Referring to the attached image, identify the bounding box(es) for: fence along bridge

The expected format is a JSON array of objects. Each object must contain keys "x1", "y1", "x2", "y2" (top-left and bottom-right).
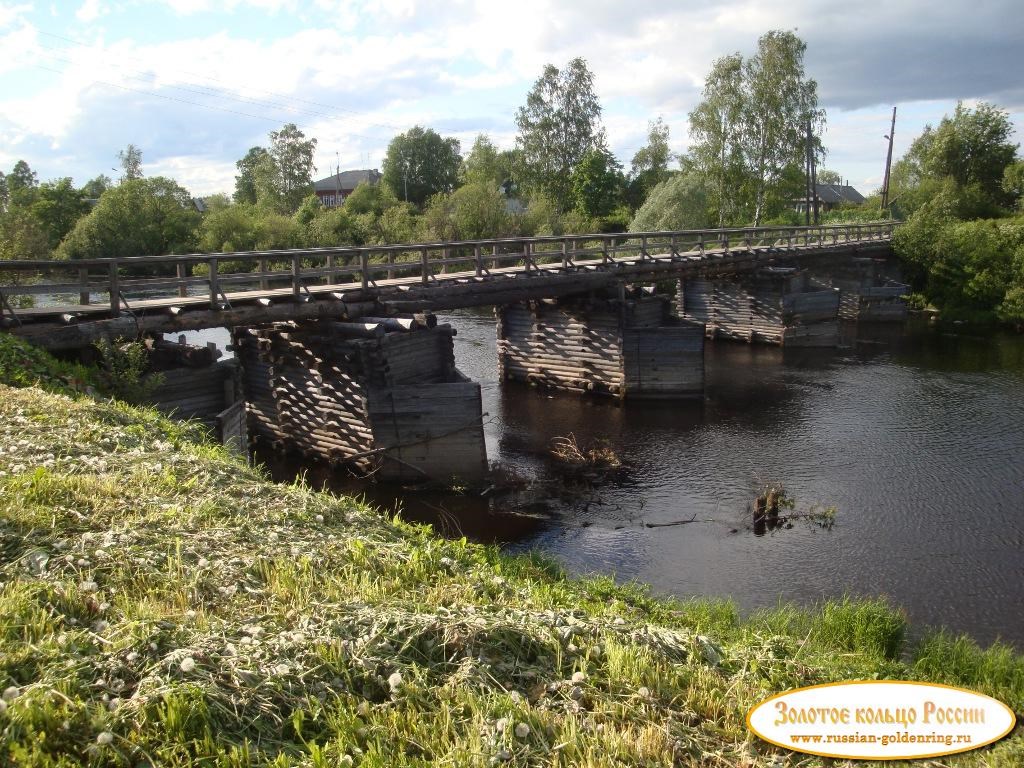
[{"x1": 0, "y1": 222, "x2": 895, "y2": 351}]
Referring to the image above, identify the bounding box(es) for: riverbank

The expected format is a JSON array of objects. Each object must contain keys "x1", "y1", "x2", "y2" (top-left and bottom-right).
[{"x1": 0, "y1": 335, "x2": 1021, "y2": 766}]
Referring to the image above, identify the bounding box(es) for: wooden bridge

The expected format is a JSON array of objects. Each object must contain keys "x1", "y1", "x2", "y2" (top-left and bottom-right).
[{"x1": 0, "y1": 222, "x2": 895, "y2": 351}]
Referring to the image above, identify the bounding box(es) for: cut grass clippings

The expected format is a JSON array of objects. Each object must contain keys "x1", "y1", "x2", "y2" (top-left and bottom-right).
[{"x1": 0, "y1": 334, "x2": 1021, "y2": 766}]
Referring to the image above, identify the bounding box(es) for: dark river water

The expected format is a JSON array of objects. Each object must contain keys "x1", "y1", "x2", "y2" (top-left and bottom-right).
[{"x1": 219, "y1": 310, "x2": 1024, "y2": 649}]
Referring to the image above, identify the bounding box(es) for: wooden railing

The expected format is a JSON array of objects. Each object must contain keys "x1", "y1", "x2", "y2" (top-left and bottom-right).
[{"x1": 0, "y1": 222, "x2": 896, "y2": 321}]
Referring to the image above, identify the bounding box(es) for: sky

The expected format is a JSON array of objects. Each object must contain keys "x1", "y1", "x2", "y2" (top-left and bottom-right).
[{"x1": 1, "y1": 0, "x2": 1021, "y2": 198}]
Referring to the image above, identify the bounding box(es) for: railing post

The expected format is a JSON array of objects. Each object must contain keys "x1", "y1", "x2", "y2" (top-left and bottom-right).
[
  {"x1": 259, "y1": 257, "x2": 269, "y2": 290},
  {"x1": 561, "y1": 239, "x2": 568, "y2": 269},
  {"x1": 291, "y1": 254, "x2": 301, "y2": 300},
  {"x1": 641, "y1": 235, "x2": 648, "y2": 260},
  {"x1": 79, "y1": 267, "x2": 90, "y2": 305},
  {"x1": 420, "y1": 248, "x2": 429, "y2": 284},
  {"x1": 108, "y1": 262, "x2": 119, "y2": 317},
  {"x1": 176, "y1": 262, "x2": 187, "y2": 298},
  {"x1": 387, "y1": 250, "x2": 395, "y2": 280},
  {"x1": 325, "y1": 254, "x2": 335, "y2": 286},
  {"x1": 670, "y1": 233, "x2": 678, "y2": 258},
  {"x1": 602, "y1": 237, "x2": 610, "y2": 264},
  {"x1": 474, "y1": 244, "x2": 482, "y2": 277},
  {"x1": 491, "y1": 245, "x2": 499, "y2": 271},
  {"x1": 698, "y1": 232, "x2": 704, "y2": 256},
  {"x1": 523, "y1": 242, "x2": 532, "y2": 273},
  {"x1": 360, "y1": 251, "x2": 369, "y2": 290},
  {"x1": 209, "y1": 258, "x2": 219, "y2": 309}
]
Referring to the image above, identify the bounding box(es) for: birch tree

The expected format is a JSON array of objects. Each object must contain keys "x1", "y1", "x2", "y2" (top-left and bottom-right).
[
  {"x1": 741, "y1": 31, "x2": 823, "y2": 225},
  {"x1": 688, "y1": 53, "x2": 745, "y2": 227},
  {"x1": 689, "y1": 31, "x2": 823, "y2": 226},
  {"x1": 516, "y1": 58, "x2": 605, "y2": 210}
]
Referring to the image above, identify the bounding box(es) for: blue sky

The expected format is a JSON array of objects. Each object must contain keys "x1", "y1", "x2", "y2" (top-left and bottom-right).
[{"x1": 1, "y1": 0, "x2": 1021, "y2": 197}]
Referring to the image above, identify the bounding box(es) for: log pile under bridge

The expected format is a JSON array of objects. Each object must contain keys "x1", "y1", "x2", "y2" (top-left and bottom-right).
[{"x1": 232, "y1": 316, "x2": 487, "y2": 483}]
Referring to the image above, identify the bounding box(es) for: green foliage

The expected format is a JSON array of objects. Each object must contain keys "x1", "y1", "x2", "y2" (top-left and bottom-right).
[
  {"x1": 1003, "y1": 160, "x2": 1024, "y2": 211},
  {"x1": 570, "y1": 147, "x2": 624, "y2": 218},
  {"x1": 626, "y1": 118, "x2": 674, "y2": 209},
  {"x1": 816, "y1": 168, "x2": 842, "y2": 184},
  {"x1": 58, "y1": 177, "x2": 200, "y2": 260},
  {"x1": 515, "y1": 58, "x2": 604, "y2": 210},
  {"x1": 29, "y1": 178, "x2": 90, "y2": 249},
  {"x1": 894, "y1": 201, "x2": 1024, "y2": 322},
  {"x1": 628, "y1": 174, "x2": 709, "y2": 232},
  {"x1": 6, "y1": 160, "x2": 38, "y2": 205},
  {"x1": 234, "y1": 146, "x2": 271, "y2": 205},
  {"x1": 270, "y1": 123, "x2": 318, "y2": 213},
  {"x1": 0, "y1": 334, "x2": 95, "y2": 394},
  {"x1": 421, "y1": 183, "x2": 510, "y2": 242},
  {"x1": 521, "y1": 193, "x2": 595, "y2": 236},
  {"x1": 343, "y1": 180, "x2": 399, "y2": 217},
  {"x1": 93, "y1": 338, "x2": 162, "y2": 403},
  {"x1": 199, "y1": 202, "x2": 300, "y2": 252},
  {"x1": 80, "y1": 174, "x2": 112, "y2": 200},
  {"x1": 302, "y1": 205, "x2": 362, "y2": 247},
  {"x1": 0, "y1": 205, "x2": 50, "y2": 261},
  {"x1": 821, "y1": 202, "x2": 889, "y2": 224},
  {"x1": 462, "y1": 134, "x2": 516, "y2": 193},
  {"x1": 891, "y1": 102, "x2": 1019, "y2": 218},
  {"x1": 372, "y1": 203, "x2": 419, "y2": 245},
  {"x1": 382, "y1": 126, "x2": 461, "y2": 208},
  {"x1": 117, "y1": 143, "x2": 144, "y2": 181}
]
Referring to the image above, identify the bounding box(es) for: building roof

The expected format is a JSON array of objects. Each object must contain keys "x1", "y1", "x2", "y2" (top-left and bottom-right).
[
  {"x1": 811, "y1": 183, "x2": 865, "y2": 205},
  {"x1": 313, "y1": 169, "x2": 381, "y2": 193}
]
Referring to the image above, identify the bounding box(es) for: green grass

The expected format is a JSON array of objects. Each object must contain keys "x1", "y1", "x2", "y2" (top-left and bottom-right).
[{"x1": 0, "y1": 335, "x2": 1021, "y2": 766}]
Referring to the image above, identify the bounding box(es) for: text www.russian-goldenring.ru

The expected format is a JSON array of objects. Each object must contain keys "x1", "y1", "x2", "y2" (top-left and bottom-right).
[{"x1": 790, "y1": 732, "x2": 973, "y2": 747}]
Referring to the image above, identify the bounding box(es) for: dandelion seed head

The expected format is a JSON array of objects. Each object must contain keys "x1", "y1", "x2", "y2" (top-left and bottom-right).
[
  {"x1": 96, "y1": 731, "x2": 114, "y2": 746},
  {"x1": 495, "y1": 717, "x2": 508, "y2": 733},
  {"x1": 314, "y1": 514, "x2": 324, "y2": 523},
  {"x1": 387, "y1": 672, "x2": 403, "y2": 691},
  {"x1": 79, "y1": 580, "x2": 98, "y2": 593},
  {"x1": 638, "y1": 686, "x2": 651, "y2": 698},
  {"x1": 2, "y1": 686, "x2": 20, "y2": 702},
  {"x1": 571, "y1": 671, "x2": 587, "y2": 683},
  {"x1": 197, "y1": 558, "x2": 210, "y2": 568},
  {"x1": 180, "y1": 657, "x2": 197, "y2": 673},
  {"x1": 514, "y1": 722, "x2": 530, "y2": 739}
]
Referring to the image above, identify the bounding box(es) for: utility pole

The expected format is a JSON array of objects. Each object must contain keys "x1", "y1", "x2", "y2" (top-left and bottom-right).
[
  {"x1": 810, "y1": 128, "x2": 819, "y2": 225},
  {"x1": 804, "y1": 120, "x2": 813, "y2": 226},
  {"x1": 881, "y1": 107, "x2": 897, "y2": 214},
  {"x1": 334, "y1": 152, "x2": 340, "y2": 207}
]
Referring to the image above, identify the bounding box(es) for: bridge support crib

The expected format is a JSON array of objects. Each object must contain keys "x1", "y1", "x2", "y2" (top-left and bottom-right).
[
  {"x1": 497, "y1": 291, "x2": 706, "y2": 399},
  {"x1": 233, "y1": 317, "x2": 487, "y2": 484}
]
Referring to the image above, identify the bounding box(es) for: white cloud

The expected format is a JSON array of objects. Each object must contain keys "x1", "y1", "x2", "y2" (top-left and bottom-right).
[{"x1": 75, "y1": 0, "x2": 106, "y2": 23}]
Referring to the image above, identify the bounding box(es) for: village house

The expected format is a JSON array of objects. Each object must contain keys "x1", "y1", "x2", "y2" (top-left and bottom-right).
[
  {"x1": 313, "y1": 169, "x2": 382, "y2": 207},
  {"x1": 794, "y1": 183, "x2": 866, "y2": 215}
]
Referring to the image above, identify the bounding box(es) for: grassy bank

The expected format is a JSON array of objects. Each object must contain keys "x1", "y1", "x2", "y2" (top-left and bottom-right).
[{"x1": 0, "y1": 336, "x2": 1021, "y2": 766}]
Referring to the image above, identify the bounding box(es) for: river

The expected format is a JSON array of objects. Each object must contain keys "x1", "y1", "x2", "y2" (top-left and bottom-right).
[{"x1": 199, "y1": 311, "x2": 1024, "y2": 649}]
